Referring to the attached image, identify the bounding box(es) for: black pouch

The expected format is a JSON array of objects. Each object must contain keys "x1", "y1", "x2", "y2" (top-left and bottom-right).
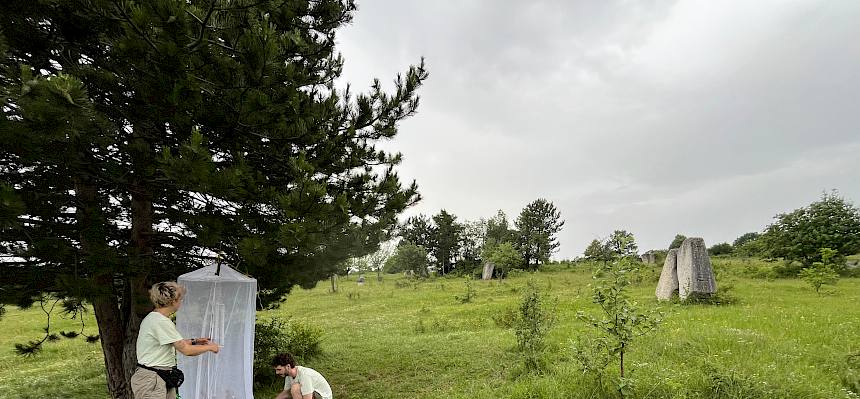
[{"x1": 139, "y1": 364, "x2": 185, "y2": 389}]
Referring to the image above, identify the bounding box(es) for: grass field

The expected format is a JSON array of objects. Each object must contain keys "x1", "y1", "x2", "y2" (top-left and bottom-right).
[{"x1": 1, "y1": 258, "x2": 859, "y2": 398}]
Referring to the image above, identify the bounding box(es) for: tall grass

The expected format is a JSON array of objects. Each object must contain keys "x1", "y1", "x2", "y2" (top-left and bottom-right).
[{"x1": 1, "y1": 258, "x2": 859, "y2": 398}]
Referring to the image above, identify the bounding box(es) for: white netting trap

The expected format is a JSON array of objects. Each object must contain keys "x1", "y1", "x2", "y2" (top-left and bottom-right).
[{"x1": 177, "y1": 263, "x2": 257, "y2": 399}]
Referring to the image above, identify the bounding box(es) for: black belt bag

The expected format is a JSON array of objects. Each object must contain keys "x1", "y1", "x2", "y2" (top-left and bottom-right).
[{"x1": 138, "y1": 364, "x2": 184, "y2": 389}]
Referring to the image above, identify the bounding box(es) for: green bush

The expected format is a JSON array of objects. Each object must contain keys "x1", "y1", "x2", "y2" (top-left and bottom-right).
[
  {"x1": 491, "y1": 306, "x2": 517, "y2": 329},
  {"x1": 842, "y1": 353, "x2": 860, "y2": 394},
  {"x1": 773, "y1": 260, "x2": 806, "y2": 277},
  {"x1": 454, "y1": 276, "x2": 476, "y2": 303},
  {"x1": 253, "y1": 317, "x2": 323, "y2": 387},
  {"x1": 575, "y1": 240, "x2": 662, "y2": 396},
  {"x1": 513, "y1": 280, "x2": 556, "y2": 371}
]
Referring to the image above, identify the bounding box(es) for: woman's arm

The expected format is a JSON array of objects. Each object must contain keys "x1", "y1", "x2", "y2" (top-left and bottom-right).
[{"x1": 173, "y1": 339, "x2": 219, "y2": 356}]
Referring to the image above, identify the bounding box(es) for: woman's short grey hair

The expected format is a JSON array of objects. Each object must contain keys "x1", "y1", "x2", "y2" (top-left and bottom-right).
[{"x1": 149, "y1": 282, "x2": 186, "y2": 308}]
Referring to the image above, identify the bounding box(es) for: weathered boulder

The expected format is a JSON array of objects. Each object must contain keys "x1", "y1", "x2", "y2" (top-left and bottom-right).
[
  {"x1": 481, "y1": 262, "x2": 495, "y2": 280},
  {"x1": 655, "y1": 249, "x2": 679, "y2": 301},
  {"x1": 640, "y1": 252, "x2": 657, "y2": 264},
  {"x1": 676, "y1": 237, "x2": 717, "y2": 299}
]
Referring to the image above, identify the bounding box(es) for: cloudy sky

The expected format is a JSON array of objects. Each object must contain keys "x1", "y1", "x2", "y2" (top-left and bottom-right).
[{"x1": 334, "y1": 0, "x2": 860, "y2": 259}]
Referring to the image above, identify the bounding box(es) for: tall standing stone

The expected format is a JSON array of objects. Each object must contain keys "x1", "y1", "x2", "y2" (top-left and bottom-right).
[
  {"x1": 655, "y1": 249, "x2": 679, "y2": 300},
  {"x1": 640, "y1": 252, "x2": 656, "y2": 264},
  {"x1": 481, "y1": 262, "x2": 495, "y2": 280},
  {"x1": 676, "y1": 237, "x2": 717, "y2": 299}
]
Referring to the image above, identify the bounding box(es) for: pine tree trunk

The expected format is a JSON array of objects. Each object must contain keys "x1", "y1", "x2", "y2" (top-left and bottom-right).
[
  {"x1": 93, "y1": 288, "x2": 132, "y2": 399},
  {"x1": 107, "y1": 131, "x2": 156, "y2": 398},
  {"x1": 123, "y1": 276, "x2": 149, "y2": 385},
  {"x1": 76, "y1": 177, "x2": 134, "y2": 398}
]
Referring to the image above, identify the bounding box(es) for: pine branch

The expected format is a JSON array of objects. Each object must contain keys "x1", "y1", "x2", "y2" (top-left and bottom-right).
[
  {"x1": 110, "y1": 0, "x2": 160, "y2": 52},
  {"x1": 186, "y1": 0, "x2": 218, "y2": 51},
  {"x1": 14, "y1": 295, "x2": 60, "y2": 356}
]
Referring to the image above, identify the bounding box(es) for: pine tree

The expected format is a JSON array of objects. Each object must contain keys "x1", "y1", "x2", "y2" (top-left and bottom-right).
[
  {"x1": 0, "y1": 1, "x2": 427, "y2": 397},
  {"x1": 515, "y1": 199, "x2": 564, "y2": 269},
  {"x1": 431, "y1": 209, "x2": 461, "y2": 275},
  {"x1": 399, "y1": 214, "x2": 436, "y2": 250}
]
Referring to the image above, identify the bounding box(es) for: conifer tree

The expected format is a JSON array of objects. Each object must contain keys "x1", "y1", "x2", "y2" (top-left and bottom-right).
[
  {"x1": 515, "y1": 199, "x2": 564, "y2": 269},
  {"x1": 0, "y1": 1, "x2": 427, "y2": 396}
]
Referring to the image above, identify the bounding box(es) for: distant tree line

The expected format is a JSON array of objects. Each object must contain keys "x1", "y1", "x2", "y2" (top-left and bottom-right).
[
  {"x1": 383, "y1": 198, "x2": 564, "y2": 277},
  {"x1": 606, "y1": 192, "x2": 860, "y2": 276}
]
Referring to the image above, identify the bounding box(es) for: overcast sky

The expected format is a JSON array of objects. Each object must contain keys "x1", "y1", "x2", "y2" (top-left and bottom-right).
[{"x1": 334, "y1": 0, "x2": 860, "y2": 259}]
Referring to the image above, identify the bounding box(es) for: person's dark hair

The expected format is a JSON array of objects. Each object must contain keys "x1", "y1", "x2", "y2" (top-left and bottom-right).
[{"x1": 272, "y1": 353, "x2": 297, "y2": 368}]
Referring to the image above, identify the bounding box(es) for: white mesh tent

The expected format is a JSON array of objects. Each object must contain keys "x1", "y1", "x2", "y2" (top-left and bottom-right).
[{"x1": 177, "y1": 263, "x2": 257, "y2": 399}]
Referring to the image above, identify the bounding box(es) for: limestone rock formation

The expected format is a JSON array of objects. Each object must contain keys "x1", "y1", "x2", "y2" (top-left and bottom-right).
[
  {"x1": 639, "y1": 252, "x2": 657, "y2": 264},
  {"x1": 481, "y1": 262, "x2": 495, "y2": 280},
  {"x1": 655, "y1": 249, "x2": 679, "y2": 300},
  {"x1": 676, "y1": 237, "x2": 717, "y2": 299}
]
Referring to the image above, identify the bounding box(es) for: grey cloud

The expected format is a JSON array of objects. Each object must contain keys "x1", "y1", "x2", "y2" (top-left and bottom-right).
[{"x1": 338, "y1": 0, "x2": 860, "y2": 258}]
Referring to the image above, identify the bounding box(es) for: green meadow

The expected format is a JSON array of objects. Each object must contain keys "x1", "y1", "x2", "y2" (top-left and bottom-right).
[{"x1": 2, "y1": 258, "x2": 859, "y2": 399}]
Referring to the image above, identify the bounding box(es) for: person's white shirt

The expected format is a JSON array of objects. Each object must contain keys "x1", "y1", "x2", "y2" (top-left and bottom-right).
[{"x1": 284, "y1": 366, "x2": 333, "y2": 399}]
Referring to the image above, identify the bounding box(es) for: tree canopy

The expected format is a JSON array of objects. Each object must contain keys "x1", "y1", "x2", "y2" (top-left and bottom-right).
[
  {"x1": 607, "y1": 230, "x2": 638, "y2": 257},
  {"x1": 669, "y1": 234, "x2": 687, "y2": 250},
  {"x1": 515, "y1": 199, "x2": 564, "y2": 269},
  {"x1": 583, "y1": 238, "x2": 613, "y2": 262},
  {"x1": 0, "y1": 1, "x2": 426, "y2": 396},
  {"x1": 430, "y1": 209, "x2": 461, "y2": 275},
  {"x1": 383, "y1": 243, "x2": 428, "y2": 276},
  {"x1": 760, "y1": 192, "x2": 860, "y2": 266},
  {"x1": 733, "y1": 232, "x2": 760, "y2": 248}
]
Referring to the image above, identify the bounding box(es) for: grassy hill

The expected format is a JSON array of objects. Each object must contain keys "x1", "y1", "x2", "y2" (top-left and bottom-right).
[{"x1": 1, "y1": 258, "x2": 859, "y2": 398}]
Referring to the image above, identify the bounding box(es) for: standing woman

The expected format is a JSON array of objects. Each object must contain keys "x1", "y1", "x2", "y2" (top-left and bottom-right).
[{"x1": 131, "y1": 281, "x2": 220, "y2": 399}]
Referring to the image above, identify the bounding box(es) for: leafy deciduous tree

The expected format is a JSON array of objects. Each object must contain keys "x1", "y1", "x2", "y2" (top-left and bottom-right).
[
  {"x1": 485, "y1": 210, "x2": 515, "y2": 247},
  {"x1": 575, "y1": 234, "x2": 662, "y2": 397},
  {"x1": 798, "y1": 248, "x2": 840, "y2": 294},
  {"x1": 732, "y1": 232, "x2": 760, "y2": 248},
  {"x1": 485, "y1": 242, "x2": 522, "y2": 279},
  {"x1": 607, "y1": 230, "x2": 638, "y2": 258},
  {"x1": 669, "y1": 234, "x2": 687, "y2": 250},
  {"x1": 708, "y1": 242, "x2": 733, "y2": 256},
  {"x1": 583, "y1": 239, "x2": 613, "y2": 263},
  {"x1": 383, "y1": 243, "x2": 428, "y2": 276},
  {"x1": 760, "y1": 192, "x2": 860, "y2": 266}
]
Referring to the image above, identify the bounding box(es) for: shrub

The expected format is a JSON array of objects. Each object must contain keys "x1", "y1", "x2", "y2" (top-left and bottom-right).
[
  {"x1": 709, "y1": 242, "x2": 734, "y2": 256},
  {"x1": 413, "y1": 306, "x2": 454, "y2": 334},
  {"x1": 799, "y1": 248, "x2": 841, "y2": 294},
  {"x1": 843, "y1": 352, "x2": 860, "y2": 394},
  {"x1": 799, "y1": 265, "x2": 839, "y2": 294},
  {"x1": 773, "y1": 260, "x2": 806, "y2": 277},
  {"x1": 760, "y1": 192, "x2": 860, "y2": 267},
  {"x1": 575, "y1": 237, "x2": 662, "y2": 397},
  {"x1": 253, "y1": 317, "x2": 323, "y2": 387},
  {"x1": 491, "y1": 307, "x2": 518, "y2": 329},
  {"x1": 513, "y1": 280, "x2": 556, "y2": 371},
  {"x1": 454, "y1": 276, "x2": 477, "y2": 303}
]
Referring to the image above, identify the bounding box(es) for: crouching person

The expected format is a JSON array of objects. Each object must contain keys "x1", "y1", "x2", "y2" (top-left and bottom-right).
[
  {"x1": 132, "y1": 281, "x2": 220, "y2": 399},
  {"x1": 273, "y1": 353, "x2": 333, "y2": 399}
]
